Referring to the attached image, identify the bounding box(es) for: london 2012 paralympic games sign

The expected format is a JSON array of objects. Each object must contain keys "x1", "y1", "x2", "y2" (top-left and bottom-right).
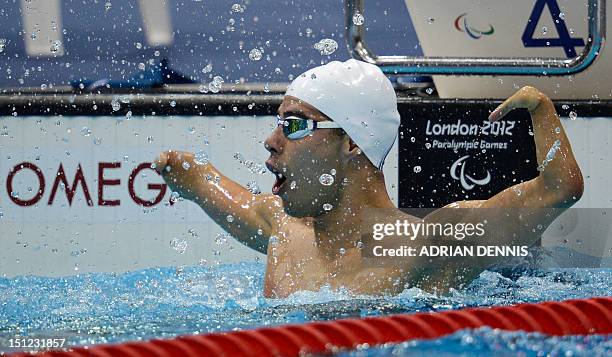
[{"x1": 397, "y1": 105, "x2": 538, "y2": 209}]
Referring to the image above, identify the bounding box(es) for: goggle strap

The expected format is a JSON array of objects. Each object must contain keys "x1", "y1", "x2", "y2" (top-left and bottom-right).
[{"x1": 313, "y1": 121, "x2": 342, "y2": 129}]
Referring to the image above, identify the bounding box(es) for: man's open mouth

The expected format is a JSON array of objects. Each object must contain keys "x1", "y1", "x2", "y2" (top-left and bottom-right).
[{"x1": 266, "y1": 162, "x2": 287, "y2": 195}]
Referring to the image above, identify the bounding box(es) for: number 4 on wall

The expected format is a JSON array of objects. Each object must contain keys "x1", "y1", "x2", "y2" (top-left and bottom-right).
[{"x1": 522, "y1": 0, "x2": 585, "y2": 58}]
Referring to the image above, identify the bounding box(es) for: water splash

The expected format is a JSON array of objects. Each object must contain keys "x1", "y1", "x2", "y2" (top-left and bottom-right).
[
  {"x1": 194, "y1": 150, "x2": 209, "y2": 165},
  {"x1": 209, "y1": 76, "x2": 224, "y2": 93},
  {"x1": 537, "y1": 140, "x2": 561, "y2": 172},
  {"x1": 314, "y1": 39, "x2": 338, "y2": 55},
  {"x1": 352, "y1": 12, "x2": 364, "y2": 25},
  {"x1": 249, "y1": 48, "x2": 262, "y2": 61},
  {"x1": 0, "y1": 263, "x2": 609, "y2": 353},
  {"x1": 339, "y1": 327, "x2": 612, "y2": 356},
  {"x1": 319, "y1": 174, "x2": 334, "y2": 186}
]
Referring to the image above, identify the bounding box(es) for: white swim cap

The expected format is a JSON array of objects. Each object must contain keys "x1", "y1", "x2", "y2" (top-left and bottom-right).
[{"x1": 286, "y1": 59, "x2": 400, "y2": 170}]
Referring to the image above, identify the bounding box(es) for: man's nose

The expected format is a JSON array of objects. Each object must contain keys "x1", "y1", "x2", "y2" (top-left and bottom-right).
[{"x1": 264, "y1": 126, "x2": 285, "y2": 155}]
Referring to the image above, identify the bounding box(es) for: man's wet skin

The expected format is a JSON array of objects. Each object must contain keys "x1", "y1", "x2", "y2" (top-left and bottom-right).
[{"x1": 155, "y1": 87, "x2": 584, "y2": 298}]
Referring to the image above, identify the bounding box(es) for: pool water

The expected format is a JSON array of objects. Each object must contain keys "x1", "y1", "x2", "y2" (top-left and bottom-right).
[
  {"x1": 0, "y1": 262, "x2": 610, "y2": 354},
  {"x1": 340, "y1": 328, "x2": 611, "y2": 356}
]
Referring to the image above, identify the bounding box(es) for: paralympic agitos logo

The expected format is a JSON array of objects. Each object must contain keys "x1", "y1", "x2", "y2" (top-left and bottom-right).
[
  {"x1": 454, "y1": 13, "x2": 495, "y2": 39},
  {"x1": 450, "y1": 155, "x2": 491, "y2": 191}
]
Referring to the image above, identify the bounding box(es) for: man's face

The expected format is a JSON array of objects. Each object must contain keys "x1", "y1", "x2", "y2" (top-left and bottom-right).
[{"x1": 264, "y1": 96, "x2": 346, "y2": 218}]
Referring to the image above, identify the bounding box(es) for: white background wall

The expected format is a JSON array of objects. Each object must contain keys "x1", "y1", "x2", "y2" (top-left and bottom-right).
[
  {"x1": 0, "y1": 114, "x2": 608, "y2": 277},
  {"x1": 0, "y1": 115, "x2": 398, "y2": 277}
]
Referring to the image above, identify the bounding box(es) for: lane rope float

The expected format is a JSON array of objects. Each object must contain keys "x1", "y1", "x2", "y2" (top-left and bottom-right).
[{"x1": 10, "y1": 297, "x2": 612, "y2": 357}]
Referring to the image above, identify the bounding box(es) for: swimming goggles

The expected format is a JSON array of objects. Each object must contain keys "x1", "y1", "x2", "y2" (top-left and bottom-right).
[{"x1": 276, "y1": 115, "x2": 342, "y2": 140}]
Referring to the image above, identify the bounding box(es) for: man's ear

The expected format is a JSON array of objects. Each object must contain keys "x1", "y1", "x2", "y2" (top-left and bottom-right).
[{"x1": 341, "y1": 136, "x2": 361, "y2": 164}]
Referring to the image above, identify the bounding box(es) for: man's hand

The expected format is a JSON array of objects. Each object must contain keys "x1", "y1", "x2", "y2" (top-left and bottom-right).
[
  {"x1": 488, "y1": 86, "x2": 546, "y2": 122},
  {"x1": 153, "y1": 150, "x2": 285, "y2": 253},
  {"x1": 154, "y1": 150, "x2": 202, "y2": 202}
]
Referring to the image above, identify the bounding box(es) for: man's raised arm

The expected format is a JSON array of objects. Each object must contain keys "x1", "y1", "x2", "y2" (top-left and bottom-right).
[
  {"x1": 421, "y1": 86, "x2": 585, "y2": 280},
  {"x1": 433, "y1": 87, "x2": 584, "y2": 246},
  {"x1": 154, "y1": 150, "x2": 285, "y2": 253},
  {"x1": 484, "y1": 86, "x2": 584, "y2": 209}
]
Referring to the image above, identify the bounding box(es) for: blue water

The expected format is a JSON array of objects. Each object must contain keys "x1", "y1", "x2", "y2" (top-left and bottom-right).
[
  {"x1": 340, "y1": 328, "x2": 611, "y2": 357},
  {"x1": 0, "y1": 262, "x2": 610, "y2": 354}
]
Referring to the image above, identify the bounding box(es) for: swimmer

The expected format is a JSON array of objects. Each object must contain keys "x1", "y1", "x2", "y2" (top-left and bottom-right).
[{"x1": 154, "y1": 59, "x2": 583, "y2": 298}]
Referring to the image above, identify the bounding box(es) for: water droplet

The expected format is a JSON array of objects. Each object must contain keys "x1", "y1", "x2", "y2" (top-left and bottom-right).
[
  {"x1": 170, "y1": 100, "x2": 176, "y2": 107},
  {"x1": 562, "y1": 104, "x2": 570, "y2": 110},
  {"x1": 569, "y1": 111, "x2": 577, "y2": 120},
  {"x1": 111, "y1": 99, "x2": 120, "y2": 111},
  {"x1": 182, "y1": 161, "x2": 191, "y2": 170},
  {"x1": 81, "y1": 127, "x2": 91, "y2": 137},
  {"x1": 339, "y1": 247, "x2": 346, "y2": 255},
  {"x1": 541, "y1": 26, "x2": 548, "y2": 35},
  {"x1": 0, "y1": 39, "x2": 6, "y2": 53},
  {"x1": 427, "y1": 17, "x2": 435, "y2": 24},
  {"x1": 330, "y1": 169, "x2": 336, "y2": 175},
  {"x1": 104, "y1": 2, "x2": 112, "y2": 11},
  {"x1": 425, "y1": 87, "x2": 434, "y2": 95},
  {"x1": 249, "y1": 48, "x2": 262, "y2": 61},
  {"x1": 226, "y1": 214, "x2": 234, "y2": 223},
  {"x1": 194, "y1": 150, "x2": 209, "y2": 165},
  {"x1": 319, "y1": 173, "x2": 334, "y2": 186},
  {"x1": 170, "y1": 238, "x2": 187, "y2": 254},
  {"x1": 209, "y1": 76, "x2": 224, "y2": 93},
  {"x1": 290, "y1": 181, "x2": 297, "y2": 190},
  {"x1": 352, "y1": 12, "x2": 364, "y2": 25},
  {"x1": 323, "y1": 203, "x2": 333, "y2": 211},
  {"x1": 231, "y1": 3, "x2": 245, "y2": 13},
  {"x1": 313, "y1": 38, "x2": 338, "y2": 55},
  {"x1": 49, "y1": 40, "x2": 61, "y2": 53},
  {"x1": 537, "y1": 139, "x2": 562, "y2": 172},
  {"x1": 311, "y1": 73, "x2": 316, "y2": 79},
  {"x1": 512, "y1": 186, "x2": 522, "y2": 196},
  {"x1": 215, "y1": 233, "x2": 229, "y2": 245},
  {"x1": 138, "y1": 62, "x2": 145, "y2": 70},
  {"x1": 269, "y1": 235, "x2": 279, "y2": 247},
  {"x1": 555, "y1": 127, "x2": 561, "y2": 134},
  {"x1": 559, "y1": 12, "x2": 566, "y2": 20},
  {"x1": 202, "y1": 63, "x2": 213, "y2": 73},
  {"x1": 356, "y1": 241, "x2": 363, "y2": 249},
  {"x1": 413, "y1": 165, "x2": 422, "y2": 173},
  {"x1": 246, "y1": 180, "x2": 261, "y2": 194},
  {"x1": 40, "y1": 83, "x2": 47, "y2": 90},
  {"x1": 93, "y1": 137, "x2": 102, "y2": 145},
  {"x1": 361, "y1": 121, "x2": 368, "y2": 128}
]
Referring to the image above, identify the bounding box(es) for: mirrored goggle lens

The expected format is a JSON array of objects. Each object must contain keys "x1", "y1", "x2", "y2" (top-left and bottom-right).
[{"x1": 283, "y1": 119, "x2": 311, "y2": 139}]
